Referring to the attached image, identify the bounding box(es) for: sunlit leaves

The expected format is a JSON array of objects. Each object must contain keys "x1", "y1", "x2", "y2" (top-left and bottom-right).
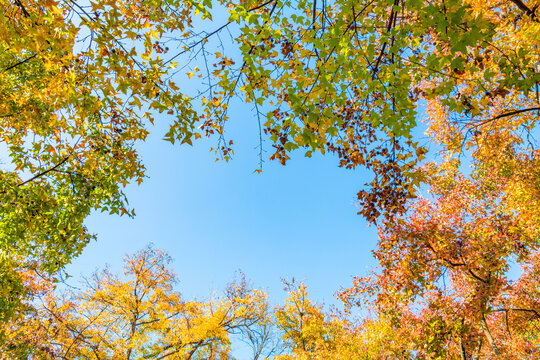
[
  {"x1": 0, "y1": 247, "x2": 274, "y2": 359},
  {"x1": 0, "y1": 0, "x2": 209, "y2": 301}
]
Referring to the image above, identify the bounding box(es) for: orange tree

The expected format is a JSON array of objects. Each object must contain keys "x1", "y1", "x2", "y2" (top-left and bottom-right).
[
  {"x1": 340, "y1": 152, "x2": 540, "y2": 358},
  {"x1": 338, "y1": 98, "x2": 540, "y2": 357},
  {"x1": 334, "y1": 0, "x2": 540, "y2": 356}
]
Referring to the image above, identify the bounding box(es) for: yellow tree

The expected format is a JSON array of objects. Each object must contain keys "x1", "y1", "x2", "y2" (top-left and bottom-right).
[
  {"x1": 274, "y1": 282, "x2": 411, "y2": 360},
  {"x1": 0, "y1": 247, "x2": 274, "y2": 359}
]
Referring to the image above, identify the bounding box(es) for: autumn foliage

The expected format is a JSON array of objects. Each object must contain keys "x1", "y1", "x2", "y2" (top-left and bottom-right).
[
  {"x1": 1, "y1": 248, "x2": 276, "y2": 359},
  {"x1": 1, "y1": 0, "x2": 540, "y2": 357}
]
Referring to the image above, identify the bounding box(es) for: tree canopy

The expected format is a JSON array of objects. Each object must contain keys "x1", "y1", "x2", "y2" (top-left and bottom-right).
[
  {"x1": 1, "y1": 247, "x2": 278, "y2": 359},
  {"x1": 1, "y1": 0, "x2": 539, "y2": 357}
]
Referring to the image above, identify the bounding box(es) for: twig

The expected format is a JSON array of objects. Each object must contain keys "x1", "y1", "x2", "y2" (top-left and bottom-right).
[
  {"x1": 471, "y1": 106, "x2": 540, "y2": 129},
  {"x1": 2, "y1": 53, "x2": 38, "y2": 72},
  {"x1": 508, "y1": 0, "x2": 538, "y2": 22},
  {"x1": 18, "y1": 155, "x2": 70, "y2": 187}
]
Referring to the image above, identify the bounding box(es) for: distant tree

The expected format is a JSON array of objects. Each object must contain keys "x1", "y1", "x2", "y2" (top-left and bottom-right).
[
  {"x1": 274, "y1": 282, "x2": 412, "y2": 359},
  {"x1": 0, "y1": 247, "x2": 276, "y2": 359}
]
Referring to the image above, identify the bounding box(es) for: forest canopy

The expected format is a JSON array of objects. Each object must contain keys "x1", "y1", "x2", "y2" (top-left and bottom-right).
[{"x1": 1, "y1": 0, "x2": 539, "y2": 357}]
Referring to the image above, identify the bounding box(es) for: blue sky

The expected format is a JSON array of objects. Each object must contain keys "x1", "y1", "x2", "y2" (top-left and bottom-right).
[{"x1": 66, "y1": 98, "x2": 380, "y2": 306}]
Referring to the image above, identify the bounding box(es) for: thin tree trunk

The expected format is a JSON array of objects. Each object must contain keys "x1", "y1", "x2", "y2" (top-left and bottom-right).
[{"x1": 479, "y1": 315, "x2": 500, "y2": 356}]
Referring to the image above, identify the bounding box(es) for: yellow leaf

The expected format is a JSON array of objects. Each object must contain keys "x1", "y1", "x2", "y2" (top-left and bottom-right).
[{"x1": 169, "y1": 81, "x2": 179, "y2": 91}]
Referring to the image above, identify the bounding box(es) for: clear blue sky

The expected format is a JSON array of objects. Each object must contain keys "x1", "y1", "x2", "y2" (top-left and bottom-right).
[{"x1": 66, "y1": 98, "x2": 380, "y2": 306}]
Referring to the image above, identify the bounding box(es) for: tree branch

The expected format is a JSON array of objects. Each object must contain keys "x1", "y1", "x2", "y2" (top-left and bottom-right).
[
  {"x1": 2, "y1": 53, "x2": 38, "y2": 72},
  {"x1": 164, "y1": 0, "x2": 276, "y2": 66},
  {"x1": 371, "y1": 0, "x2": 399, "y2": 78},
  {"x1": 493, "y1": 307, "x2": 540, "y2": 318},
  {"x1": 472, "y1": 106, "x2": 540, "y2": 129},
  {"x1": 17, "y1": 155, "x2": 70, "y2": 187},
  {"x1": 508, "y1": 0, "x2": 538, "y2": 21},
  {"x1": 14, "y1": 0, "x2": 31, "y2": 17},
  {"x1": 458, "y1": 335, "x2": 467, "y2": 360},
  {"x1": 479, "y1": 314, "x2": 500, "y2": 356}
]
